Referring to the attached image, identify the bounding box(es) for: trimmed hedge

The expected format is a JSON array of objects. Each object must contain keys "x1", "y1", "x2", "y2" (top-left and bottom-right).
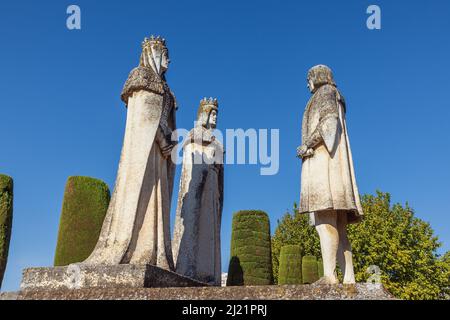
[
  {"x1": 0, "y1": 175, "x2": 13, "y2": 289},
  {"x1": 317, "y1": 259, "x2": 324, "y2": 278},
  {"x1": 302, "y1": 255, "x2": 319, "y2": 284},
  {"x1": 54, "y1": 176, "x2": 110, "y2": 266},
  {"x1": 278, "y1": 245, "x2": 302, "y2": 285},
  {"x1": 227, "y1": 210, "x2": 273, "y2": 286}
]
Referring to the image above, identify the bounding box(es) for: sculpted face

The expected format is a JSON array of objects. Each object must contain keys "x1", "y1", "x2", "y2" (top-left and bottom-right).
[
  {"x1": 197, "y1": 98, "x2": 219, "y2": 130},
  {"x1": 208, "y1": 110, "x2": 217, "y2": 129},
  {"x1": 198, "y1": 107, "x2": 218, "y2": 129},
  {"x1": 307, "y1": 78, "x2": 315, "y2": 93},
  {"x1": 160, "y1": 50, "x2": 170, "y2": 73}
]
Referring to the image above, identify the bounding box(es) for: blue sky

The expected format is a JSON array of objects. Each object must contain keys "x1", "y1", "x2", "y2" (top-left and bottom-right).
[{"x1": 1, "y1": 0, "x2": 449, "y2": 291}]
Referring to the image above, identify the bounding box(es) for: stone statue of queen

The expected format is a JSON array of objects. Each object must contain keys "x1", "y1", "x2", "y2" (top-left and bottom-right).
[
  {"x1": 84, "y1": 36, "x2": 177, "y2": 270},
  {"x1": 297, "y1": 65, "x2": 363, "y2": 285}
]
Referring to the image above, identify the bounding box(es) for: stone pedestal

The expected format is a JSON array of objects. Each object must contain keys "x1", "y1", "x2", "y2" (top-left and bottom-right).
[
  {"x1": 20, "y1": 264, "x2": 208, "y2": 292},
  {"x1": 2, "y1": 283, "x2": 395, "y2": 300}
]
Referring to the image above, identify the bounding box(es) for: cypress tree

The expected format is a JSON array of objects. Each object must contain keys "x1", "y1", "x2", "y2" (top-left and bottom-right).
[
  {"x1": 278, "y1": 245, "x2": 302, "y2": 285},
  {"x1": 302, "y1": 255, "x2": 319, "y2": 284},
  {"x1": 54, "y1": 176, "x2": 110, "y2": 266},
  {"x1": 227, "y1": 210, "x2": 273, "y2": 286},
  {"x1": 0, "y1": 174, "x2": 13, "y2": 289}
]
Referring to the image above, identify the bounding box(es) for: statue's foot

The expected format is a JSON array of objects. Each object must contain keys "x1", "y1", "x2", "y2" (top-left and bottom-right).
[
  {"x1": 343, "y1": 274, "x2": 356, "y2": 285},
  {"x1": 314, "y1": 276, "x2": 339, "y2": 285}
]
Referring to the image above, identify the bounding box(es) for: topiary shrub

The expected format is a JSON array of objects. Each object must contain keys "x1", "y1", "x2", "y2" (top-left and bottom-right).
[
  {"x1": 227, "y1": 210, "x2": 273, "y2": 286},
  {"x1": 317, "y1": 259, "x2": 324, "y2": 278},
  {"x1": 302, "y1": 255, "x2": 319, "y2": 284},
  {"x1": 54, "y1": 176, "x2": 110, "y2": 266},
  {"x1": 278, "y1": 245, "x2": 302, "y2": 285},
  {"x1": 0, "y1": 174, "x2": 13, "y2": 289}
]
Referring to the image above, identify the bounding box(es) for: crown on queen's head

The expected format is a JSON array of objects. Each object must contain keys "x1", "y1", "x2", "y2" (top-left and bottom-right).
[{"x1": 142, "y1": 35, "x2": 167, "y2": 51}]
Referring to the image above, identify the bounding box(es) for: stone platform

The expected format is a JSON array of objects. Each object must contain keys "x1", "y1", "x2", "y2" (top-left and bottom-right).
[
  {"x1": 20, "y1": 264, "x2": 207, "y2": 291},
  {"x1": 2, "y1": 283, "x2": 395, "y2": 300}
]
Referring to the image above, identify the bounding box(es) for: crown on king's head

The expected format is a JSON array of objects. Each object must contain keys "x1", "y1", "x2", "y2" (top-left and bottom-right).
[
  {"x1": 142, "y1": 35, "x2": 167, "y2": 50},
  {"x1": 199, "y1": 97, "x2": 219, "y2": 108},
  {"x1": 197, "y1": 97, "x2": 219, "y2": 118}
]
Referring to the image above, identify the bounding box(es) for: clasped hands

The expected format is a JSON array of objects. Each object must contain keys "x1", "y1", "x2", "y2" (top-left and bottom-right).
[
  {"x1": 156, "y1": 127, "x2": 176, "y2": 159},
  {"x1": 296, "y1": 145, "x2": 314, "y2": 159}
]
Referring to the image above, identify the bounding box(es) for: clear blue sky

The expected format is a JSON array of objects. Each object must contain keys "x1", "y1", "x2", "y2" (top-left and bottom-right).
[{"x1": 1, "y1": 0, "x2": 449, "y2": 291}]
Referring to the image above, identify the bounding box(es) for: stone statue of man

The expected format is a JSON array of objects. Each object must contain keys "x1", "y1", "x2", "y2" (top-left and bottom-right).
[
  {"x1": 84, "y1": 36, "x2": 177, "y2": 270},
  {"x1": 297, "y1": 65, "x2": 363, "y2": 285},
  {"x1": 172, "y1": 98, "x2": 224, "y2": 285}
]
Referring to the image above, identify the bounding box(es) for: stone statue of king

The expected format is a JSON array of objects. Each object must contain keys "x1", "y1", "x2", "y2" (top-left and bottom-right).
[
  {"x1": 84, "y1": 36, "x2": 177, "y2": 270},
  {"x1": 297, "y1": 65, "x2": 363, "y2": 285},
  {"x1": 172, "y1": 98, "x2": 224, "y2": 286}
]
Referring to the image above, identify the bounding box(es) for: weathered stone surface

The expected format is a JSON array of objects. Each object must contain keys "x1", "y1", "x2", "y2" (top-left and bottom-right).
[
  {"x1": 297, "y1": 65, "x2": 363, "y2": 285},
  {"x1": 172, "y1": 98, "x2": 224, "y2": 286},
  {"x1": 84, "y1": 36, "x2": 177, "y2": 269},
  {"x1": 298, "y1": 64, "x2": 363, "y2": 219},
  {"x1": 20, "y1": 264, "x2": 207, "y2": 291},
  {"x1": 0, "y1": 292, "x2": 18, "y2": 300},
  {"x1": 1, "y1": 283, "x2": 395, "y2": 300}
]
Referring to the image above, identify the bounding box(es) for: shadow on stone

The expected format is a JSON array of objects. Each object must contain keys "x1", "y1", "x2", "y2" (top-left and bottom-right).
[{"x1": 226, "y1": 256, "x2": 244, "y2": 286}]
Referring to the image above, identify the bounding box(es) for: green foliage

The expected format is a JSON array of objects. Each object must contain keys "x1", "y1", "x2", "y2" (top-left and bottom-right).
[
  {"x1": 227, "y1": 210, "x2": 273, "y2": 286},
  {"x1": 0, "y1": 174, "x2": 13, "y2": 289},
  {"x1": 440, "y1": 251, "x2": 450, "y2": 299},
  {"x1": 54, "y1": 176, "x2": 110, "y2": 266},
  {"x1": 317, "y1": 259, "x2": 324, "y2": 278},
  {"x1": 272, "y1": 191, "x2": 449, "y2": 300},
  {"x1": 348, "y1": 192, "x2": 449, "y2": 300},
  {"x1": 441, "y1": 251, "x2": 450, "y2": 265},
  {"x1": 302, "y1": 255, "x2": 319, "y2": 284},
  {"x1": 278, "y1": 245, "x2": 302, "y2": 285},
  {"x1": 271, "y1": 203, "x2": 321, "y2": 284}
]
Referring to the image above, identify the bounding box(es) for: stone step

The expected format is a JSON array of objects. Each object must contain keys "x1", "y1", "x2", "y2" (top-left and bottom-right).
[
  {"x1": 20, "y1": 264, "x2": 208, "y2": 291},
  {"x1": 2, "y1": 283, "x2": 395, "y2": 300}
]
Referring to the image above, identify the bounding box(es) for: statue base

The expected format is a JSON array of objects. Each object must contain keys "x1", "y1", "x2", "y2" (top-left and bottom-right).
[
  {"x1": 3, "y1": 283, "x2": 395, "y2": 300},
  {"x1": 19, "y1": 264, "x2": 208, "y2": 291}
]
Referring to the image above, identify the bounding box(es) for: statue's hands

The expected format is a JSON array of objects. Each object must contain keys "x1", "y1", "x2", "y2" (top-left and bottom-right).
[
  {"x1": 212, "y1": 163, "x2": 222, "y2": 174},
  {"x1": 297, "y1": 145, "x2": 308, "y2": 159},
  {"x1": 305, "y1": 148, "x2": 314, "y2": 158},
  {"x1": 156, "y1": 127, "x2": 175, "y2": 159},
  {"x1": 160, "y1": 144, "x2": 175, "y2": 159},
  {"x1": 296, "y1": 145, "x2": 314, "y2": 159}
]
